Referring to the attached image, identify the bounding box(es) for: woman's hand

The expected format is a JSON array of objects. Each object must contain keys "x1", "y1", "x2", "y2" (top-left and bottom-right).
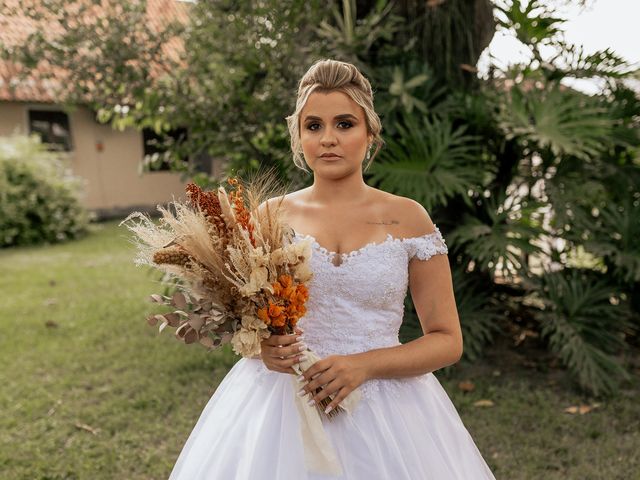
[
  {"x1": 259, "y1": 326, "x2": 306, "y2": 374},
  {"x1": 297, "y1": 354, "x2": 369, "y2": 414}
]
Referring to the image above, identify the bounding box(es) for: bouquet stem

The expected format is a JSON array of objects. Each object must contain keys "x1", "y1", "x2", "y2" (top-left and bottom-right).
[
  {"x1": 292, "y1": 348, "x2": 345, "y2": 420},
  {"x1": 314, "y1": 390, "x2": 343, "y2": 419}
]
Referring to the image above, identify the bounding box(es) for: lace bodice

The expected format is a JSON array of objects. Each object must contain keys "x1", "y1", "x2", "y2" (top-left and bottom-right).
[{"x1": 254, "y1": 225, "x2": 449, "y2": 399}]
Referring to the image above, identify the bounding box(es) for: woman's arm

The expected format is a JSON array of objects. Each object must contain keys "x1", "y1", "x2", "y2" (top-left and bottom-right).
[
  {"x1": 352, "y1": 255, "x2": 462, "y2": 379},
  {"x1": 353, "y1": 200, "x2": 463, "y2": 378},
  {"x1": 297, "y1": 199, "x2": 463, "y2": 413}
]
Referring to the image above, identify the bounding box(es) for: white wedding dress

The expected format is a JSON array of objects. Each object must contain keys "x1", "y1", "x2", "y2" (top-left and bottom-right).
[{"x1": 169, "y1": 226, "x2": 496, "y2": 479}]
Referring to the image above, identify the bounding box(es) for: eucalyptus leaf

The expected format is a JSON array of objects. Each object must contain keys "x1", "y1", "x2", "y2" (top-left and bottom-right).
[
  {"x1": 158, "y1": 320, "x2": 169, "y2": 334},
  {"x1": 172, "y1": 292, "x2": 188, "y2": 310}
]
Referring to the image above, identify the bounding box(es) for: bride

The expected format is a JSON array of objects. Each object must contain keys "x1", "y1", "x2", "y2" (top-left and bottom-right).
[{"x1": 169, "y1": 59, "x2": 496, "y2": 479}]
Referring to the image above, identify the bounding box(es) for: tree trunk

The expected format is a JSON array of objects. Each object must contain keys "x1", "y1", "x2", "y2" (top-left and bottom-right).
[{"x1": 356, "y1": 0, "x2": 496, "y2": 89}]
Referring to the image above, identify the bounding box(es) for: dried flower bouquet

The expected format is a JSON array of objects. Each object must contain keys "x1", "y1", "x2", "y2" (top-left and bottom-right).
[{"x1": 119, "y1": 175, "x2": 349, "y2": 419}]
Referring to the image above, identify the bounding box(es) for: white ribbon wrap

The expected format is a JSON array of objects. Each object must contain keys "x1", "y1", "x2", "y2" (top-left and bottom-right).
[{"x1": 290, "y1": 350, "x2": 362, "y2": 476}]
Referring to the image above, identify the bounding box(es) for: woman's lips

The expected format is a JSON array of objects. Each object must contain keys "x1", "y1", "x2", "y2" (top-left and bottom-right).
[{"x1": 319, "y1": 155, "x2": 341, "y2": 160}]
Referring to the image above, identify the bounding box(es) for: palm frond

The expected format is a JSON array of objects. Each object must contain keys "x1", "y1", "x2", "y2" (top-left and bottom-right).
[
  {"x1": 498, "y1": 85, "x2": 613, "y2": 160},
  {"x1": 368, "y1": 114, "x2": 489, "y2": 211},
  {"x1": 451, "y1": 268, "x2": 502, "y2": 362},
  {"x1": 557, "y1": 45, "x2": 637, "y2": 80},
  {"x1": 315, "y1": 0, "x2": 403, "y2": 61},
  {"x1": 375, "y1": 61, "x2": 449, "y2": 118},
  {"x1": 527, "y1": 268, "x2": 633, "y2": 396},
  {"x1": 585, "y1": 198, "x2": 640, "y2": 283},
  {"x1": 447, "y1": 190, "x2": 545, "y2": 278},
  {"x1": 494, "y1": 0, "x2": 565, "y2": 47}
]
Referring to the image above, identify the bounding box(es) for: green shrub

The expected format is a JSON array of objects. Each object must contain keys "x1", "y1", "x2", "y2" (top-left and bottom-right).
[
  {"x1": 0, "y1": 134, "x2": 92, "y2": 247},
  {"x1": 525, "y1": 268, "x2": 634, "y2": 397}
]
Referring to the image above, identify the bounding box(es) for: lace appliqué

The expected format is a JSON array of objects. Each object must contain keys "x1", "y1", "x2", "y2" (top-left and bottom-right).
[
  {"x1": 403, "y1": 226, "x2": 448, "y2": 261},
  {"x1": 293, "y1": 225, "x2": 448, "y2": 266},
  {"x1": 358, "y1": 376, "x2": 432, "y2": 401},
  {"x1": 246, "y1": 226, "x2": 450, "y2": 400}
]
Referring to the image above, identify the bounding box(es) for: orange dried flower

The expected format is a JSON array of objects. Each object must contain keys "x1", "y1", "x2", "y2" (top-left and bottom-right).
[
  {"x1": 268, "y1": 303, "x2": 284, "y2": 317},
  {"x1": 272, "y1": 315, "x2": 287, "y2": 328},
  {"x1": 295, "y1": 285, "x2": 309, "y2": 303},
  {"x1": 282, "y1": 286, "x2": 295, "y2": 301},
  {"x1": 257, "y1": 307, "x2": 270, "y2": 325},
  {"x1": 227, "y1": 177, "x2": 255, "y2": 246},
  {"x1": 278, "y1": 274, "x2": 293, "y2": 288},
  {"x1": 185, "y1": 183, "x2": 228, "y2": 237},
  {"x1": 255, "y1": 275, "x2": 309, "y2": 334},
  {"x1": 185, "y1": 183, "x2": 221, "y2": 218}
]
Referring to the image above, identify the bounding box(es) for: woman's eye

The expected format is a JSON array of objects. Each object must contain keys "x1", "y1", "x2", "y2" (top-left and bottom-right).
[{"x1": 306, "y1": 121, "x2": 353, "y2": 131}]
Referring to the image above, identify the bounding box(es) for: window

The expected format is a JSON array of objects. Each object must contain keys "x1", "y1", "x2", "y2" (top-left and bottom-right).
[
  {"x1": 28, "y1": 109, "x2": 73, "y2": 152},
  {"x1": 142, "y1": 127, "x2": 189, "y2": 172}
]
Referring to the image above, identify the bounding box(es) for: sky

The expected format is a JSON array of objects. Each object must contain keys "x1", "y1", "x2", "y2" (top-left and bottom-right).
[{"x1": 476, "y1": 0, "x2": 640, "y2": 94}]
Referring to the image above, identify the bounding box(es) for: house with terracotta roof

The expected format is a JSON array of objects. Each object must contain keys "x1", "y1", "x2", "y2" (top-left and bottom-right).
[{"x1": 0, "y1": 0, "x2": 219, "y2": 219}]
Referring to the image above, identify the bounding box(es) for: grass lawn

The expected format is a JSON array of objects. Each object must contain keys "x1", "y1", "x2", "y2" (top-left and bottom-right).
[{"x1": 0, "y1": 220, "x2": 638, "y2": 479}]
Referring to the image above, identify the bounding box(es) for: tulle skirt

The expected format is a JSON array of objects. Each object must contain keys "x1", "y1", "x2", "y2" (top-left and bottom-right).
[{"x1": 169, "y1": 358, "x2": 496, "y2": 479}]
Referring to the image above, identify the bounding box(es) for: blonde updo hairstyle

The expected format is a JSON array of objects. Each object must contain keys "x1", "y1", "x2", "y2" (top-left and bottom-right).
[{"x1": 285, "y1": 59, "x2": 384, "y2": 173}]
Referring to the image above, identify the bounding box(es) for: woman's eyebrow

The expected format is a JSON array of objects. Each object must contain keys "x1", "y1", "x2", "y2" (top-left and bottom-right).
[{"x1": 303, "y1": 113, "x2": 358, "y2": 122}]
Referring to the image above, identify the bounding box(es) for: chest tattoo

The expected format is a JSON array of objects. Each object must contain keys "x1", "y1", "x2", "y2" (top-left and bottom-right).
[{"x1": 365, "y1": 220, "x2": 400, "y2": 226}]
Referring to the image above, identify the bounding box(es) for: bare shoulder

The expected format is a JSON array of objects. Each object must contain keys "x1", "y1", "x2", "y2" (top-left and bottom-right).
[
  {"x1": 375, "y1": 189, "x2": 436, "y2": 238},
  {"x1": 258, "y1": 187, "x2": 309, "y2": 213}
]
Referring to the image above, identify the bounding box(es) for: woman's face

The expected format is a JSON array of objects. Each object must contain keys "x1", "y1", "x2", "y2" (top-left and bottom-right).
[{"x1": 299, "y1": 90, "x2": 372, "y2": 177}]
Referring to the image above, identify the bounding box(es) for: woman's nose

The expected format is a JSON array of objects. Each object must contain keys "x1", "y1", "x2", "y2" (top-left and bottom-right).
[
  {"x1": 320, "y1": 128, "x2": 337, "y2": 145},
  {"x1": 320, "y1": 131, "x2": 336, "y2": 145}
]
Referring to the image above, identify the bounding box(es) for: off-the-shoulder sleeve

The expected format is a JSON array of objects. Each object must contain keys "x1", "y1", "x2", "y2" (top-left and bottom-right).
[{"x1": 404, "y1": 225, "x2": 448, "y2": 261}]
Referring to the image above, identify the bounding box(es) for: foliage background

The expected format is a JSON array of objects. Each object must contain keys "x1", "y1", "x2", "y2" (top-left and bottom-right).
[
  {"x1": 2, "y1": 0, "x2": 639, "y2": 396},
  {"x1": 1, "y1": 221, "x2": 637, "y2": 478},
  {"x1": 0, "y1": 134, "x2": 92, "y2": 247}
]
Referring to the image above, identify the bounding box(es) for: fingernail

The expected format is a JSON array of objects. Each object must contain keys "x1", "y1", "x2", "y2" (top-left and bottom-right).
[
  {"x1": 296, "y1": 374, "x2": 305, "y2": 382},
  {"x1": 297, "y1": 389, "x2": 306, "y2": 397},
  {"x1": 295, "y1": 335, "x2": 304, "y2": 342},
  {"x1": 324, "y1": 405, "x2": 333, "y2": 414},
  {"x1": 297, "y1": 343, "x2": 308, "y2": 352},
  {"x1": 307, "y1": 398, "x2": 315, "y2": 406}
]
